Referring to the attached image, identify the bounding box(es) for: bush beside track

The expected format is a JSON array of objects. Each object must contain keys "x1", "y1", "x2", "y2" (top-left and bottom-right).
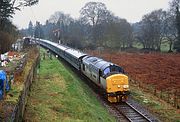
[{"x1": 24, "y1": 48, "x2": 115, "y2": 122}]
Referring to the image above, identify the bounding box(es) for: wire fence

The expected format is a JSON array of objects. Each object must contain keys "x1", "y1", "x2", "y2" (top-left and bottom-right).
[{"x1": 130, "y1": 78, "x2": 180, "y2": 109}]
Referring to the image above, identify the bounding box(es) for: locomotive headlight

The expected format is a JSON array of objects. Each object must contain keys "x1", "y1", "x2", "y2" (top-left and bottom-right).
[
  {"x1": 123, "y1": 85, "x2": 129, "y2": 88},
  {"x1": 117, "y1": 85, "x2": 120, "y2": 88}
]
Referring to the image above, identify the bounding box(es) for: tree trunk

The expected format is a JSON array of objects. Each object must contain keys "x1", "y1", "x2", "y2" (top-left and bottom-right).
[{"x1": 168, "y1": 40, "x2": 173, "y2": 52}]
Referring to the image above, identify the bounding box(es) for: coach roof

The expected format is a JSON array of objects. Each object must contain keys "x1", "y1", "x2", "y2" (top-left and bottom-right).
[{"x1": 65, "y1": 48, "x2": 87, "y2": 59}]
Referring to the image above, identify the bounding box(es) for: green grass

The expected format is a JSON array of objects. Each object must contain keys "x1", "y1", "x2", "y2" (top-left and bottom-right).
[
  {"x1": 132, "y1": 41, "x2": 171, "y2": 52},
  {"x1": 161, "y1": 41, "x2": 170, "y2": 52},
  {"x1": 24, "y1": 51, "x2": 115, "y2": 122},
  {"x1": 5, "y1": 83, "x2": 24, "y2": 104},
  {"x1": 133, "y1": 42, "x2": 144, "y2": 49}
]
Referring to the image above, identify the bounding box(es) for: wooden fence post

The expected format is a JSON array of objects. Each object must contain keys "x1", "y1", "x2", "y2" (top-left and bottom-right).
[
  {"x1": 154, "y1": 88, "x2": 156, "y2": 96},
  {"x1": 138, "y1": 81, "x2": 141, "y2": 88},
  {"x1": 167, "y1": 92, "x2": 170, "y2": 103},
  {"x1": 50, "y1": 53, "x2": 52, "y2": 60},
  {"x1": 174, "y1": 90, "x2": 177, "y2": 108},
  {"x1": 43, "y1": 52, "x2": 45, "y2": 60},
  {"x1": 178, "y1": 90, "x2": 179, "y2": 109},
  {"x1": 160, "y1": 90, "x2": 163, "y2": 99}
]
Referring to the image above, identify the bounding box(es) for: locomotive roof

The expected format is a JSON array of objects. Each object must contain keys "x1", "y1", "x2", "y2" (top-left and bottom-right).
[
  {"x1": 83, "y1": 56, "x2": 114, "y2": 71},
  {"x1": 65, "y1": 48, "x2": 87, "y2": 59}
]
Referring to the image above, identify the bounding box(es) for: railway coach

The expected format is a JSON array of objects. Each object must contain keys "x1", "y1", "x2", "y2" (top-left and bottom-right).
[{"x1": 30, "y1": 38, "x2": 130, "y2": 103}]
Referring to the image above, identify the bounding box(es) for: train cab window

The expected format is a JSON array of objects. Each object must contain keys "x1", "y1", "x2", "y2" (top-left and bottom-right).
[
  {"x1": 102, "y1": 66, "x2": 124, "y2": 78},
  {"x1": 111, "y1": 66, "x2": 124, "y2": 73},
  {"x1": 103, "y1": 67, "x2": 110, "y2": 76}
]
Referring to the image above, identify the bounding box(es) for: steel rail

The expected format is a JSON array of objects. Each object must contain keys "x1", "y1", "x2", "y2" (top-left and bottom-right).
[{"x1": 113, "y1": 102, "x2": 153, "y2": 122}]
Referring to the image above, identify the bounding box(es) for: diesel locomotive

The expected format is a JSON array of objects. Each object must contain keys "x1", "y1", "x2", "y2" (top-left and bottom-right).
[{"x1": 30, "y1": 38, "x2": 130, "y2": 103}]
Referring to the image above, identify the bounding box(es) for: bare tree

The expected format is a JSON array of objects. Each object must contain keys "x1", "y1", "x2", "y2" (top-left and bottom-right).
[
  {"x1": 169, "y1": 0, "x2": 180, "y2": 52},
  {"x1": 136, "y1": 9, "x2": 166, "y2": 51},
  {"x1": 80, "y1": 2, "x2": 110, "y2": 26},
  {"x1": 48, "y1": 11, "x2": 74, "y2": 43},
  {"x1": 104, "y1": 18, "x2": 133, "y2": 50},
  {"x1": 169, "y1": 0, "x2": 180, "y2": 12},
  {"x1": 80, "y1": 2, "x2": 112, "y2": 47},
  {"x1": 163, "y1": 11, "x2": 177, "y2": 52},
  {"x1": 49, "y1": 11, "x2": 73, "y2": 25}
]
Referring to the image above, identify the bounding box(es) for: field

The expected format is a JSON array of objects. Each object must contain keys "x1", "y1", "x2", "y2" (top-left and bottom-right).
[
  {"x1": 24, "y1": 49, "x2": 115, "y2": 122},
  {"x1": 89, "y1": 51, "x2": 180, "y2": 91},
  {"x1": 88, "y1": 51, "x2": 180, "y2": 105}
]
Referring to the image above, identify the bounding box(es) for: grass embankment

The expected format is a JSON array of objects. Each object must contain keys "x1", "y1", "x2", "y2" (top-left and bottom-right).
[
  {"x1": 24, "y1": 50, "x2": 115, "y2": 122},
  {"x1": 130, "y1": 85, "x2": 180, "y2": 122}
]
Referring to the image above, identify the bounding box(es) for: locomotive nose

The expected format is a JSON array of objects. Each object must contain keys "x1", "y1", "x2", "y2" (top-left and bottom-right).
[
  {"x1": 106, "y1": 74, "x2": 129, "y2": 102},
  {"x1": 106, "y1": 74, "x2": 129, "y2": 93}
]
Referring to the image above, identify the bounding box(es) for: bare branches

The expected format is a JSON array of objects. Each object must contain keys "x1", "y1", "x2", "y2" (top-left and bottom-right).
[{"x1": 80, "y1": 2, "x2": 110, "y2": 26}]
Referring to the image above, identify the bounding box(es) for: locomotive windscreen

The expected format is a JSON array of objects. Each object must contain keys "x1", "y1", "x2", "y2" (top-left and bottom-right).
[{"x1": 103, "y1": 65, "x2": 124, "y2": 77}]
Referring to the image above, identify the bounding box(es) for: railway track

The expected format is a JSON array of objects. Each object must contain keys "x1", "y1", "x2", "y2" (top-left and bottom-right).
[{"x1": 112, "y1": 101, "x2": 155, "y2": 122}]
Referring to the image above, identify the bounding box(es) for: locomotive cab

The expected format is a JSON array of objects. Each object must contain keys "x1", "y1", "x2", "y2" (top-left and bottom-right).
[
  {"x1": 102, "y1": 65, "x2": 124, "y2": 77},
  {"x1": 102, "y1": 65, "x2": 130, "y2": 102}
]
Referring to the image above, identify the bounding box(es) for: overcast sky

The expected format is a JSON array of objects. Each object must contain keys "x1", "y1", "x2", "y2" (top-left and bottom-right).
[{"x1": 12, "y1": 0, "x2": 171, "y2": 29}]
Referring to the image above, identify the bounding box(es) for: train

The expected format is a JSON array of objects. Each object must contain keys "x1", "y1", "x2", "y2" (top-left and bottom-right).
[{"x1": 28, "y1": 37, "x2": 130, "y2": 103}]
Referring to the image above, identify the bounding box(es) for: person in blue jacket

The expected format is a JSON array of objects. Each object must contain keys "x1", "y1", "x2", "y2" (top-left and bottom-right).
[{"x1": 0, "y1": 70, "x2": 10, "y2": 100}]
